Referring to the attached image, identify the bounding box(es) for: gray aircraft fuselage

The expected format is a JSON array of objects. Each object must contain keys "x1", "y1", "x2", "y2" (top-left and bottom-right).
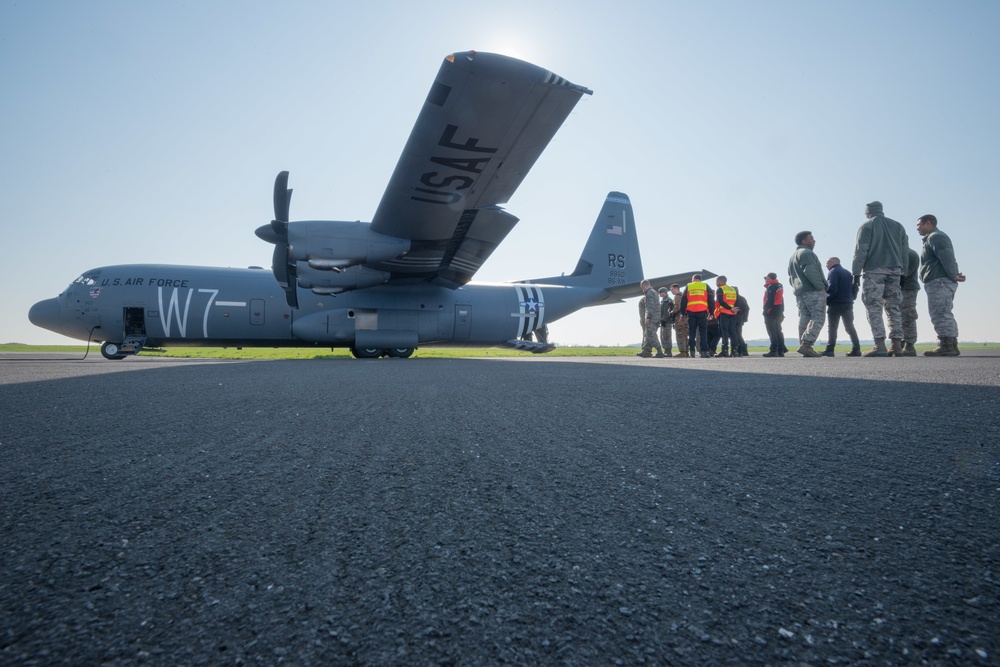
[{"x1": 29, "y1": 263, "x2": 610, "y2": 355}]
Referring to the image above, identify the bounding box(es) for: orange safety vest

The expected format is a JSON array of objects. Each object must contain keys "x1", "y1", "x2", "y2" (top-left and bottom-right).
[
  {"x1": 715, "y1": 284, "x2": 737, "y2": 316},
  {"x1": 763, "y1": 279, "x2": 784, "y2": 306},
  {"x1": 686, "y1": 282, "x2": 709, "y2": 312}
]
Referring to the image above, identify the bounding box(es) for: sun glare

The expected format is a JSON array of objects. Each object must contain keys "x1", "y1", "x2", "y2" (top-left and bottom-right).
[{"x1": 482, "y1": 37, "x2": 545, "y2": 64}]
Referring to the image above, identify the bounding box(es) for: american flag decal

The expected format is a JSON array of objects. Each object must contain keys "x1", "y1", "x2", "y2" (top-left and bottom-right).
[{"x1": 89, "y1": 289, "x2": 102, "y2": 299}]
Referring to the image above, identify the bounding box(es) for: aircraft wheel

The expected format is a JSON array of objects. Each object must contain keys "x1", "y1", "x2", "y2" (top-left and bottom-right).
[
  {"x1": 385, "y1": 348, "x2": 414, "y2": 359},
  {"x1": 100, "y1": 342, "x2": 125, "y2": 360},
  {"x1": 351, "y1": 347, "x2": 382, "y2": 359}
]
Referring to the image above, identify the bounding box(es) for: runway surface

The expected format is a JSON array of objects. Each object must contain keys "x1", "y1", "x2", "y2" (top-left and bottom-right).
[{"x1": 2, "y1": 354, "x2": 998, "y2": 665}]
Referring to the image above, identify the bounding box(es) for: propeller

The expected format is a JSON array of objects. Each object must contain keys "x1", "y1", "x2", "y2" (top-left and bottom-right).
[{"x1": 255, "y1": 171, "x2": 299, "y2": 308}]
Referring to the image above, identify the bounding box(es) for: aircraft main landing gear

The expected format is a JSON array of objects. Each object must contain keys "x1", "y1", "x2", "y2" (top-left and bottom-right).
[{"x1": 350, "y1": 347, "x2": 415, "y2": 359}]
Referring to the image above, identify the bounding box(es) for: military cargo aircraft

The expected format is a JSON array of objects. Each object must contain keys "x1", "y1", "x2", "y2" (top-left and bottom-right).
[{"x1": 29, "y1": 50, "x2": 712, "y2": 359}]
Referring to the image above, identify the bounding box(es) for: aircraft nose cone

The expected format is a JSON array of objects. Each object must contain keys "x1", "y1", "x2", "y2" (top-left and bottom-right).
[{"x1": 29, "y1": 297, "x2": 62, "y2": 332}]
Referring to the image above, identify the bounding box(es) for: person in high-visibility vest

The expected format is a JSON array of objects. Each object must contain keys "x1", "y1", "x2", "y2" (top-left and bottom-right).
[
  {"x1": 762, "y1": 272, "x2": 785, "y2": 357},
  {"x1": 713, "y1": 276, "x2": 741, "y2": 357},
  {"x1": 679, "y1": 273, "x2": 716, "y2": 358}
]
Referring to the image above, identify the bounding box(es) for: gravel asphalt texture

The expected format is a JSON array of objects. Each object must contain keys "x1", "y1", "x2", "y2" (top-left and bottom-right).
[{"x1": 1, "y1": 353, "x2": 998, "y2": 666}]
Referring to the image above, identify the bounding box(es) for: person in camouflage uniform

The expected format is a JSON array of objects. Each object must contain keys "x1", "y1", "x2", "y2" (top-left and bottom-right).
[
  {"x1": 637, "y1": 279, "x2": 662, "y2": 358},
  {"x1": 657, "y1": 286, "x2": 674, "y2": 356},
  {"x1": 916, "y1": 214, "x2": 965, "y2": 356},
  {"x1": 670, "y1": 284, "x2": 689, "y2": 358},
  {"x1": 787, "y1": 231, "x2": 828, "y2": 357},
  {"x1": 897, "y1": 248, "x2": 920, "y2": 356},
  {"x1": 852, "y1": 201, "x2": 910, "y2": 357}
]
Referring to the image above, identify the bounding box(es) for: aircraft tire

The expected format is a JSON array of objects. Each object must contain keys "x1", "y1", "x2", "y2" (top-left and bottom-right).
[
  {"x1": 100, "y1": 342, "x2": 126, "y2": 360},
  {"x1": 351, "y1": 347, "x2": 382, "y2": 359},
  {"x1": 385, "y1": 348, "x2": 414, "y2": 359}
]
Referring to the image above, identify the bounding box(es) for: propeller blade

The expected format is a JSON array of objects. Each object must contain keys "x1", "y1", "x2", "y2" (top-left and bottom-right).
[
  {"x1": 271, "y1": 243, "x2": 299, "y2": 308},
  {"x1": 273, "y1": 170, "x2": 292, "y2": 224},
  {"x1": 265, "y1": 171, "x2": 298, "y2": 308},
  {"x1": 285, "y1": 262, "x2": 299, "y2": 308},
  {"x1": 272, "y1": 244, "x2": 289, "y2": 287}
]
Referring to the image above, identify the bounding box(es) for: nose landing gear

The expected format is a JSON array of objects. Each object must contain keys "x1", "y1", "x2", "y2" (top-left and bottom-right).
[
  {"x1": 100, "y1": 336, "x2": 146, "y2": 360},
  {"x1": 100, "y1": 342, "x2": 126, "y2": 360}
]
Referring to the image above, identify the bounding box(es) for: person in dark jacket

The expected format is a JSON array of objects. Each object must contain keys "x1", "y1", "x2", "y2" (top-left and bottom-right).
[
  {"x1": 657, "y1": 286, "x2": 674, "y2": 357},
  {"x1": 762, "y1": 272, "x2": 785, "y2": 357},
  {"x1": 823, "y1": 257, "x2": 862, "y2": 357},
  {"x1": 734, "y1": 293, "x2": 750, "y2": 356}
]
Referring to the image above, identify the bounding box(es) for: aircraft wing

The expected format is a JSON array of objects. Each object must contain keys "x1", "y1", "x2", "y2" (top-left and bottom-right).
[{"x1": 369, "y1": 51, "x2": 592, "y2": 288}]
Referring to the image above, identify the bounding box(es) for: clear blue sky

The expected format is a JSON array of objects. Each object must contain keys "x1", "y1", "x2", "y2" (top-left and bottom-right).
[{"x1": 3, "y1": 1, "x2": 998, "y2": 346}]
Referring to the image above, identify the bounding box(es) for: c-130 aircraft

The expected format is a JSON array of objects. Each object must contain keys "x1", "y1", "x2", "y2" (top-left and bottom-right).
[{"x1": 29, "y1": 51, "x2": 711, "y2": 359}]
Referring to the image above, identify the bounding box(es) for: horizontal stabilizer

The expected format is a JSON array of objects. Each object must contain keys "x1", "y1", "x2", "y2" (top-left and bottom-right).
[{"x1": 606, "y1": 270, "x2": 719, "y2": 300}]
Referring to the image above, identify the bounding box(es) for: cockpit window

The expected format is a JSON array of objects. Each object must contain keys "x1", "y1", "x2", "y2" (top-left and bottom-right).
[{"x1": 73, "y1": 272, "x2": 100, "y2": 286}]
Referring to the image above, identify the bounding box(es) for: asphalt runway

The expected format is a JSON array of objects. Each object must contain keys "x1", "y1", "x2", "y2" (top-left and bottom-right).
[{"x1": 2, "y1": 354, "x2": 998, "y2": 665}]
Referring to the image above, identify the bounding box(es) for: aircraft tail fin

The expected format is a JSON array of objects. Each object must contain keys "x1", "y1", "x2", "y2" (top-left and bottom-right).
[{"x1": 529, "y1": 192, "x2": 644, "y2": 292}]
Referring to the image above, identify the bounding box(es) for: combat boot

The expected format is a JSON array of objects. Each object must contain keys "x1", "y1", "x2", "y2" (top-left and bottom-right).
[
  {"x1": 901, "y1": 341, "x2": 917, "y2": 356},
  {"x1": 863, "y1": 338, "x2": 889, "y2": 357},
  {"x1": 924, "y1": 337, "x2": 947, "y2": 356},
  {"x1": 846, "y1": 346, "x2": 862, "y2": 357},
  {"x1": 820, "y1": 344, "x2": 835, "y2": 357},
  {"x1": 675, "y1": 352, "x2": 690, "y2": 358},
  {"x1": 888, "y1": 339, "x2": 903, "y2": 357},
  {"x1": 925, "y1": 337, "x2": 960, "y2": 357},
  {"x1": 797, "y1": 341, "x2": 821, "y2": 358}
]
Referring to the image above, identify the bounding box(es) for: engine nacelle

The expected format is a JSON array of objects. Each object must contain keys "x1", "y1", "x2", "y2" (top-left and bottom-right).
[
  {"x1": 296, "y1": 264, "x2": 390, "y2": 292},
  {"x1": 287, "y1": 220, "x2": 410, "y2": 269}
]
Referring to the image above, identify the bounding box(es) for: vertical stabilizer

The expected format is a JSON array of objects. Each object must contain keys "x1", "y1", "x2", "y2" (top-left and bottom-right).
[{"x1": 530, "y1": 192, "x2": 644, "y2": 289}]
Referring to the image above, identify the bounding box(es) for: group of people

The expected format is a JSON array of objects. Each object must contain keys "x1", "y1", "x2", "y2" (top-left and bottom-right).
[
  {"x1": 638, "y1": 202, "x2": 965, "y2": 359},
  {"x1": 637, "y1": 275, "x2": 750, "y2": 358}
]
